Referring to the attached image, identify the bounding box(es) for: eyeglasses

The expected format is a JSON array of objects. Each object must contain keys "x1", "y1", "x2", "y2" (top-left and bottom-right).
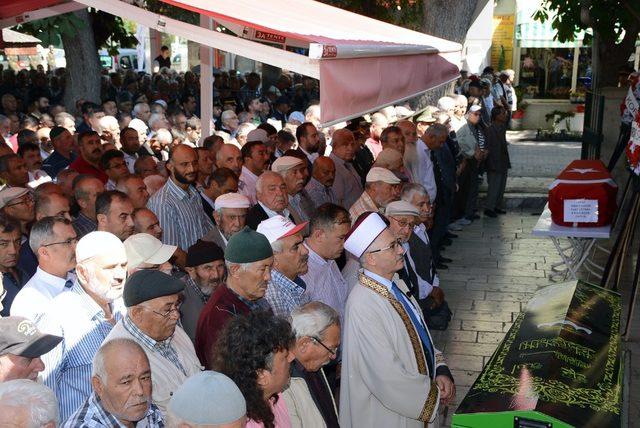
[
  {"x1": 140, "y1": 301, "x2": 182, "y2": 318},
  {"x1": 42, "y1": 236, "x2": 78, "y2": 248},
  {"x1": 390, "y1": 217, "x2": 413, "y2": 229},
  {"x1": 311, "y1": 336, "x2": 337, "y2": 356},
  {"x1": 6, "y1": 194, "x2": 34, "y2": 208},
  {"x1": 367, "y1": 238, "x2": 403, "y2": 254}
]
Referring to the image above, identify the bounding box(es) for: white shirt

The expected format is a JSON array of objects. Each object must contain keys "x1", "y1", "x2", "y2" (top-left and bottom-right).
[
  {"x1": 11, "y1": 268, "x2": 75, "y2": 322},
  {"x1": 239, "y1": 166, "x2": 259, "y2": 205},
  {"x1": 105, "y1": 179, "x2": 116, "y2": 191},
  {"x1": 258, "y1": 201, "x2": 291, "y2": 220},
  {"x1": 299, "y1": 146, "x2": 319, "y2": 163},
  {"x1": 415, "y1": 139, "x2": 437, "y2": 202},
  {"x1": 28, "y1": 170, "x2": 52, "y2": 188},
  {"x1": 123, "y1": 152, "x2": 138, "y2": 174}
]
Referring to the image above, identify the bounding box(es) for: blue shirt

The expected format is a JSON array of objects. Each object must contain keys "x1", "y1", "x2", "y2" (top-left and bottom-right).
[
  {"x1": 265, "y1": 269, "x2": 310, "y2": 318},
  {"x1": 37, "y1": 281, "x2": 124, "y2": 421}
]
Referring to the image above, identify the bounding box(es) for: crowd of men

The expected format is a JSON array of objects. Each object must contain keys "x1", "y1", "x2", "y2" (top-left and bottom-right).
[{"x1": 0, "y1": 64, "x2": 515, "y2": 427}]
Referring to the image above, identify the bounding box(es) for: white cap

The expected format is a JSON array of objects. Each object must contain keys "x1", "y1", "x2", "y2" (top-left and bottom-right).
[
  {"x1": 124, "y1": 233, "x2": 176, "y2": 270},
  {"x1": 385, "y1": 200, "x2": 419, "y2": 217},
  {"x1": 257, "y1": 215, "x2": 307, "y2": 244},
  {"x1": 246, "y1": 128, "x2": 269, "y2": 144},
  {"x1": 214, "y1": 193, "x2": 251, "y2": 210},
  {"x1": 468, "y1": 104, "x2": 482, "y2": 113},
  {"x1": 271, "y1": 156, "x2": 304, "y2": 174},
  {"x1": 366, "y1": 167, "x2": 401, "y2": 184},
  {"x1": 128, "y1": 118, "x2": 148, "y2": 133},
  {"x1": 288, "y1": 111, "x2": 305, "y2": 124},
  {"x1": 344, "y1": 212, "x2": 388, "y2": 258},
  {"x1": 76, "y1": 231, "x2": 125, "y2": 263}
]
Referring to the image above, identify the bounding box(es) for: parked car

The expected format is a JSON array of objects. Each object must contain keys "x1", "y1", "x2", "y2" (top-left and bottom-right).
[{"x1": 99, "y1": 48, "x2": 139, "y2": 72}]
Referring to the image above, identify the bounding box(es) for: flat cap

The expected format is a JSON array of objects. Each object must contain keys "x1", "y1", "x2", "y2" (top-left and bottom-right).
[
  {"x1": 271, "y1": 156, "x2": 304, "y2": 174},
  {"x1": 366, "y1": 167, "x2": 401, "y2": 184},
  {"x1": 168, "y1": 371, "x2": 246, "y2": 425},
  {"x1": 123, "y1": 270, "x2": 184, "y2": 307},
  {"x1": 186, "y1": 240, "x2": 224, "y2": 267},
  {"x1": 246, "y1": 129, "x2": 269, "y2": 144},
  {"x1": 214, "y1": 193, "x2": 250, "y2": 210},
  {"x1": 224, "y1": 226, "x2": 273, "y2": 264},
  {"x1": 0, "y1": 187, "x2": 29, "y2": 209},
  {"x1": 0, "y1": 317, "x2": 62, "y2": 358},
  {"x1": 414, "y1": 110, "x2": 437, "y2": 124},
  {"x1": 385, "y1": 200, "x2": 420, "y2": 217}
]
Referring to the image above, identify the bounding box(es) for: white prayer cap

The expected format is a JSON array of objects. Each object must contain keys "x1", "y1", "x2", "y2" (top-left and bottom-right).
[
  {"x1": 257, "y1": 215, "x2": 307, "y2": 244},
  {"x1": 288, "y1": 111, "x2": 305, "y2": 124},
  {"x1": 124, "y1": 233, "x2": 176, "y2": 270},
  {"x1": 246, "y1": 128, "x2": 269, "y2": 144},
  {"x1": 344, "y1": 212, "x2": 388, "y2": 258},
  {"x1": 168, "y1": 371, "x2": 246, "y2": 425},
  {"x1": 128, "y1": 118, "x2": 148, "y2": 133},
  {"x1": 271, "y1": 156, "x2": 304, "y2": 174},
  {"x1": 76, "y1": 231, "x2": 125, "y2": 263},
  {"x1": 385, "y1": 200, "x2": 419, "y2": 217},
  {"x1": 468, "y1": 104, "x2": 482, "y2": 113},
  {"x1": 214, "y1": 193, "x2": 250, "y2": 210},
  {"x1": 366, "y1": 167, "x2": 401, "y2": 184}
]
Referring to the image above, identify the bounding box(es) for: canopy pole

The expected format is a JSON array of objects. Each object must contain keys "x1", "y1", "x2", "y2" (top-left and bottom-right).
[{"x1": 199, "y1": 15, "x2": 214, "y2": 142}]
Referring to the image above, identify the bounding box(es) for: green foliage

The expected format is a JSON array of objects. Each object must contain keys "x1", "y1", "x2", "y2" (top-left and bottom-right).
[
  {"x1": 545, "y1": 109, "x2": 575, "y2": 124},
  {"x1": 144, "y1": 0, "x2": 199, "y2": 25},
  {"x1": 16, "y1": 12, "x2": 85, "y2": 46},
  {"x1": 322, "y1": 0, "x2": 423, "y2": 30}
]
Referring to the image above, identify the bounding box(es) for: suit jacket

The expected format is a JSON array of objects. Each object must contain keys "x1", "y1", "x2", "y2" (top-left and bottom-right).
[
  {"x1": 407, "y1": 233, "x2": 437, "y2": 288},
  {"x1": 246, "y1": 203, "x2": 296, "y2": 230},
  {"x1": 484, "y1": 123, "x2": 511, "y2": 173},
  {"x1": 200, "y1": 193, "x2": 215, "y2": 221},
  {"x1": 201, "y1": 226, "x2": 227, "y2": 249}
]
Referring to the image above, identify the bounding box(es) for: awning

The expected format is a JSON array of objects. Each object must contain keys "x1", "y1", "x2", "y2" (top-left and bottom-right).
[
  {"x1": 0, "y1": 0, "x2": 462, "y2": 127},
  {"x1": 515, "y1": 3, "x2": 587, "y2": 49}
]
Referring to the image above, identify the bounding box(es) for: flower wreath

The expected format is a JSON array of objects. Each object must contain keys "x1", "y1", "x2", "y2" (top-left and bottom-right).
[{"x1": 625, "y1": 73, "x2": 640, "y2": 175}]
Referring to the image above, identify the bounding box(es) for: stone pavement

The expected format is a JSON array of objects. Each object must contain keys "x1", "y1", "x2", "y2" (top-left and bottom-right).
[{"x1": 432, "y1": 209, "x2": 563, "y2": 427}]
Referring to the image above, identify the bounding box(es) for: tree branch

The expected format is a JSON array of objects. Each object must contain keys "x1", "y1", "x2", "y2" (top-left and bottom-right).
[{"x1": 622, "y1": 0, "x2": 640, "y2": 26}]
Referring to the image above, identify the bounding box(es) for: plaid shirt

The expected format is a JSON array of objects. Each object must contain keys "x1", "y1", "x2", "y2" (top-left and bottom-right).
[
  {"x1": 348, "y1": 190, "x2": 380, "y2": 223},
  {"x1": 265, "y1": 269, "x2": 310, "y2": 318},
  {"x1": 63, "y1": 392, "x2": 164, "y2": 427},
  {"x1": 123, "y1": 316, "x2": 188, "y2": 376}
]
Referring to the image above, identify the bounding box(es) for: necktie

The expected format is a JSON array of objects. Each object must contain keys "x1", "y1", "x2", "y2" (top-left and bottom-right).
[
  {"x1": 401, "y1": 254, "x2": 419, "y2": 299},
  {"x1": 390, "y1": 282, "x2": 435, "y2": 377},
  {"x1": 64, "y1": 279, "x2": 73, "y2": 288}
]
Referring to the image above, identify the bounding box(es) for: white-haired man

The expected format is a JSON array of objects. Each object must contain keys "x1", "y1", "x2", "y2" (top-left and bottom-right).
[
  {"x1": 63, "y1": 338, "x2": 163, "y2": 427},
  {"x1": 37, "y1": 231, "x2": 128, "y2": 421},
  {"x1": 202, "y1": 193, "x2": 250, "y2": 249},
  {"x1": 340, "y1": 212, "x2": 454, "y2": 428},
  {"x1": 0, "y1": 379, "x2": 59, "y2": 428},
  {"x1": 349, "y1": 167, "x2": 401, "y2": 222},
  {"x1": 246, "y1": 171, "x2": 295, "y2": 229},
  {"x1": 272, "y1": 156, "x2": 314, "y2": 222},
  {"x1": 285, "y1": 301, "x2": 340, "y2": 427}
]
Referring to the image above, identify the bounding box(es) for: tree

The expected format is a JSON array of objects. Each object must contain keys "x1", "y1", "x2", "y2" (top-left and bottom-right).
[{"x1": 534, "y1": 0, "x2": 640, "y2": 89}]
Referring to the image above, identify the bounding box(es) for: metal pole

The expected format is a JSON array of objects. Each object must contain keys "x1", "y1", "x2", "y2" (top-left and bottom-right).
[{"x1": 199, "y1": 15, "x2": 214, "y2": 142}]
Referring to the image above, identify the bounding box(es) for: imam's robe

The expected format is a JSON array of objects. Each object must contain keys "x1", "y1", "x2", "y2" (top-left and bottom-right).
[{"x1": 339, "y1": 271, "x2": 449, "y2": 428}]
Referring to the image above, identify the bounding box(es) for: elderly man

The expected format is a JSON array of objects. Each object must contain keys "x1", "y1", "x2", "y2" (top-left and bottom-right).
[
  {"x1": 72, "y1": 175, "x2": 104, "y2": 237},
  {"x1": 167, "y1": 371, "x2": 246, "y2": 427},
  {"x1": 123, "y1": 233, "x2": 176, "y2": 275},
  {"x1": 181, "y1": 240, "x2": 225, "y2": 342},
  {"x1": 116, "y1": 174, "x2": 150, "y2": 209},
  {"x1": 483, "y1": 106, "x2": 511, "y2": 217},
  {"x1": 340, "y1": 212, "x2": 455, "y2": 428},
  {"x1": 301, "y1": 203, "x2": 351, "y2": 321},
  {"x1": 258, "y1": 215, "x2": 310, "y2": 318},
  {"x1": 238, "y1": 140, "x2": 269, "y2": 205},
  {"x1": 104, "y1": 270, "x2": 202, "y2": 414},
  {"x1": 0, "y1": 187, "x2": 34, "y2": 239},
  {"x1": 305, "y1": 156, "x2": 337, "y2": 208},
  {"x1": 34, "y1": 191, "x2": 72, "y2": 222},
  {"x1": 38, "y1": 231, "x2": 128, "y2": 421},
  {"x1": 0, "y1": 379, "x2": 59, "y2": 427},
  {"x1": 64, "y1": 338, "x2": 164, "y2": 427},
  {"x1": 202, "y1": 193, "x2": 250, "y2": 249},
  {"x1": 0, "y1": 215, "x2": 24, "y2": 317},
  {"x1": 199, "y1": 167, "x2": 239, "y2": 220},
  {"x1": 134, "y1": 155, "x2": 160, "y2": 178},
  {"x1": 11, "y1": 218, "x2": 77, "y2": 322},
  {"x1": 101, "y1": 150, "x2": 130, "y2": 191},
  {"x1": 69, "y1": 131, "x2": 108, "y2": 184},
  {"x1": 285, "y1": 302, "x2": 340, "y2": 428},
  {"x1": 349, "y1": 167, "x2": 401, "y2": 221},
  {"x1": 133, "y1": 208, "x2": 163, "y2": 239},
  {"x1": 330, "y1": 129, "x2": 362, "y2": 209},
  {"x1": 365, "y1": 112, "x2": 389, "y2": 159},
  {"x1": 272, "y1": 155, "x2": 314, "y2": 222},
  {"x1": 215, "y1": 144, "x2": 243, "y2": 176},
  {"x1": 455, "y1": 104, "x2": 486, "y2": 224},
  {"x1": 380, "y1": 125, "x2": 406, "y2": 156},
  {"x1": 195, "y1": 227, "x2": 273, "y2": 369},
  {"x1": 147, "y1": 145, "x2": 214, "y2": 252},
  {"x1": 246, "y1": 171, "x2": 295, "y2": 229},
  {"x1": 0, "y1": 316, "x2": 62, "y2": 382},
  {"x1": 0, "y1": 153, "x2": 30, "y2": 188},
  {"x1": 96, "y1": 190, "x2": 135, "y2": 241},
  {"x1": 42, "y1": 126, "x2": 76, "y2": 179}
]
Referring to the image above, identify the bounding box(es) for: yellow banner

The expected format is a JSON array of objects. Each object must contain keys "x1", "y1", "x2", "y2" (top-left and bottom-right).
[{"x1": 491, "y1": 14, "x2": 515, "y2": 70}]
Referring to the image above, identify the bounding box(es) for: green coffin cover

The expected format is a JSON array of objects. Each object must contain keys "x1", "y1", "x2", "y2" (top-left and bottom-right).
[{"x1": 452, "y1": 280, "x2": 622, "y2": 428}]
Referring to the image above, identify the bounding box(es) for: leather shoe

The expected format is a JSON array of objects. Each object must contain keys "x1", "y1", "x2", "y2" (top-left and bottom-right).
[
  {"x1": 446, "y1": 232, "x2": 458, "y2": 239},
  {"x1": 484, "y1": 209, "x2": 497, "y2": 218},
  {"x1": 495, "y1": 208, "x2": 507, "y2": 214},
  {"x1": 439, "y1": 257, "x2": 453, "y2": 263},
  {"x1": 435, "y1": 262, "x2": 449, "y2": 270}
]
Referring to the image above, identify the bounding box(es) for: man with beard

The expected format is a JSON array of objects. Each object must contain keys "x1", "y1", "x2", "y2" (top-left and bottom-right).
[
  {"x1": 104, "y1": 270, "x2": 202, "y2": 415},
  {"x1": 181, "y1": 240, "x2": 225, "y2": 342},
  {"x1": 11, "y1": 218, "x2": 77, "y2": 322},
  {"x1": 37, "y1": 231, "x2": 128, "y2": 421},
  {"x1": 195, "y1": 227, "x2": 273, "y2": 369},
  {"x1": 69, "y1": 131, "x2": 109, "y2": 184},
  {"x1": 295, "y1": 122, "x2": 320, "y2": 170},
  {"x1": 272, "y1": 156, "x2": 314, "y2": 223},
  {"x1": 202, "y1": 193, "x2": 250, "y2": 249},
  {"x1": 63, "y1": 338, "x2": 164, "y2": 427},
  {"x1": 96, "y1": 191, "x2": 135, "y2": 241},
  {"x1": 258, "y1": 215, "x2": 310, "y2": 318},
  {"x1": 147, "y1": 145, "x2": 214, "y2": 252}
]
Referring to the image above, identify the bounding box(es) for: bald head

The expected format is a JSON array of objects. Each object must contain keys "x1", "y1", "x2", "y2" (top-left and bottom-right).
[
  {"x1": 330, "y1": 129, "x2": 356, "y2": 161},
  {"x1": 312, "y1": 156, "x2": 336, "y2": 187},
  {"x1": 216, "y1": 144, "x2": 243, "y2": 176}
]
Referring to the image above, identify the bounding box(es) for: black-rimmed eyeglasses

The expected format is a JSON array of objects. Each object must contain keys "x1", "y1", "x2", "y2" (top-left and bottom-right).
[
  {"x1": 367, "y1": 238, "x2": 402, "y2": 254},
  {"x1": 311, "y1": 336, "x2": 337, "y2": 356},
  {"x1": 42, "y1": 237, "x2": 79, "y2": 248}
]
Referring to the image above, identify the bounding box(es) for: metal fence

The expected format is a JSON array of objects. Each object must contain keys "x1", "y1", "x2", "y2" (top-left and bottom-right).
[{"x1": 581, "y1": 90, "x2": 606, "y2": 159}]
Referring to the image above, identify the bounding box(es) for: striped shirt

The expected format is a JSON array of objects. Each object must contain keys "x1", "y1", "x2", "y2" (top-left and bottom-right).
[
  {"x1": 147, "y1": 178, "x2": 214, "y2": 250},
  {"x1": 63, "y1": 392, "x2": 164, "y2": 427},
  {"x1": 300, "y1": 244, "x2": 349, "y2": 321},
  {"x1": 37, "y1": 281, "x2": 125, "y2": 422},
  {"x1": 72, "y1": 212, "x2": 97, "y2": 238},
  {"x1": 305, "y1": 177, "x2": 337, "y2": 208},
  {"x1": 265, "y1": 269, "x2": 310, "y2": 318},
  {"x1": 122, "y1": 316, "x2": 188, "y2": 376}
]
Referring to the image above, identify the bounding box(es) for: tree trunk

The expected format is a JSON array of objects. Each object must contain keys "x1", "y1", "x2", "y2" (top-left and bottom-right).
[
  {"x1": 592, "y1": 23, "x2": 639, "y2": 91},
  {"x1": 61, "y1": 10, "x2": 102, "y2": 110},
  {"x1": 416, "y1": 0, "x2": 482, "y2": 107}
]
